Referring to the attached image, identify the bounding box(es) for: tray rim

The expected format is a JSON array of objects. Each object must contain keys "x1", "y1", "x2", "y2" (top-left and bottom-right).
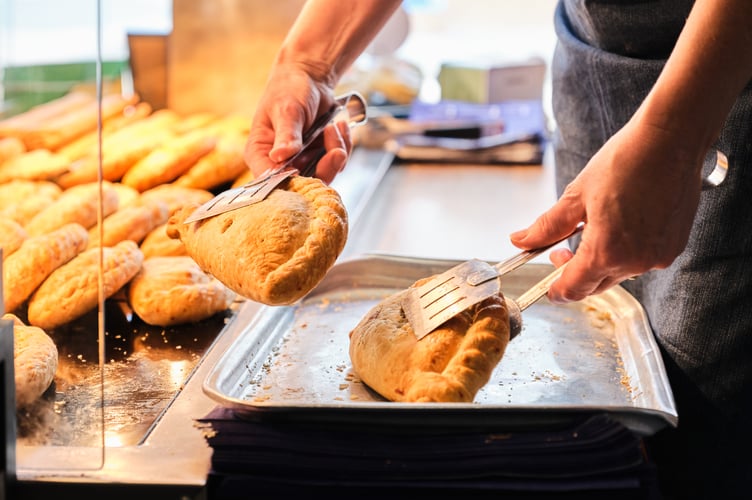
[{"x1": 203, "y1": 253, "x2": 678, "y2": 434}]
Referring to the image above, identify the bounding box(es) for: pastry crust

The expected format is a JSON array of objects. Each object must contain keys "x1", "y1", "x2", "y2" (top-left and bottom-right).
[
  {"x1": 139, "y1": 184, "x2": 215, "y2": 216},
  {"x1": 0, "y1": 180, "x2": 63, "y2": 226},
  {"x1": 27, "y1": 240, "x2": 144, "y2": 330},
  {"x1": 231, "y1": 167, "x2": 255, "y2": 188},
  {"x1": 140, "y1": 223, "x2": 187, "y2": 258},
  {"x1": 0, "y1": 136, "x2": 26, "y2": 165},
  {"x1": 121, "y1": 128, "x2": 217, "y2": 192},
  {"x1": 2, "y1": 222, "x2": 89, "y2": 313},
  {"x1": 24, "y1": 93, "x2": 136, "y2": 151},
  {"x1": 128, "y1": 256, "x2": 236, "y2": 326},
  {"x1": 348, "y1": 278, "x2": 511, "y2": 403},
  {"x1": 174, "y1": 130, "x2": 248, "y2": 190},
  {"x1": 25, "y1": 181, "x2": 119, "y2": 236},
  {"x1": 166, "y1": 175, "x2": 348, "y2": 305},
  {"x1": 0, "y1": 219, "x2": 28, "y2": 259},
  {"x1": 0, "y1": 149, "x2": 70, "y2": 183},
  {"x1": 110, "y1": 182, "x2": 141, "y2": 209},
  {"x1": 0, "y1": 91, "x2": 94, "y2": 149},
  {"x1": 57, "y1": 101, "x2": 153, "y2": 161},
  {"x1": 87, "y1": 199, "x2": 169, "y2": 249},
  {"x1": 0, "y1": 179, "x2": 62, "y2": 212},
  {"x1": 56, "y1": 110, "x2": 179, "y2": 188},
  {"x1": 3, "y1": 314, "x2": 58, "y2": 409}
]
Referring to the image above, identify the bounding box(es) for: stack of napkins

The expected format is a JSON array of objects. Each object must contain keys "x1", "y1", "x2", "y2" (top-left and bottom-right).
[{"x1": 198, "y1": 409, "x2": 659, "y2": 498}]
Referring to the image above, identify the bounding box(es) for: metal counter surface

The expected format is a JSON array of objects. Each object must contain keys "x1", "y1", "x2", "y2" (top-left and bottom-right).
[{"x1": 14, "y1": 147, "x2": 559, "y2": 497}]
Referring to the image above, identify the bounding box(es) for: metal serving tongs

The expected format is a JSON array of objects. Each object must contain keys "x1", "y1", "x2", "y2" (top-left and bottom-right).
[
  {"x1": 183, "y1": 91, "x2": 368, "y2": 223},
  {"x1": 404, "y1": 149, "x2": 730, "y2": 341},
  {"x1": 402, "y1": 225, "x2": 583, "y2": 341}
]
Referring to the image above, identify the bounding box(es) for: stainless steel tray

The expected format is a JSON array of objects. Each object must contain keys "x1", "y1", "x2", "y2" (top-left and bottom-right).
[{"x1": 204, "y1": 254, "x2": 677, "y2": 436}]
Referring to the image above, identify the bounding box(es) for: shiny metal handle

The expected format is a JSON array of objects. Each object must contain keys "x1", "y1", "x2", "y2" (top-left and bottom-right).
[
  {"x1": 514, "y1": 263, "x2": 566, "y2": 312},
  {"x1": 491, "y1": 224, "x2": 583, "y2": 277},
  {"x1": 293, "y1": 92, "x2": 368, "y2": 177}
]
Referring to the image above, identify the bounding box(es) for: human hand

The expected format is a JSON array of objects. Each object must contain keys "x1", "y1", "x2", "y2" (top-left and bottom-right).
[
  {"x1": 510, "y1": 117, "x2": 706, "y2": 303},
  {"x1": 243, "y1": 62, "x2": 353, "y2": 184}
]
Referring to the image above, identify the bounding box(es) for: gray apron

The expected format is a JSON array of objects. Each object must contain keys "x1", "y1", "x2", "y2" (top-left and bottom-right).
[{"x1": 553, "y1": 1, "x2": 752, "y2": 497}]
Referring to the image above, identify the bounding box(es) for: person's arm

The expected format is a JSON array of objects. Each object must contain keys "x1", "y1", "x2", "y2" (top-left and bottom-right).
[
  {"x1": 244, "y1": 0, "x2": 402, "y2": 183},
  {"x1": 511, "y1": 0, "x2": 752, "y2": 303},
  {"x1": 278, "y1": 0, "x2": 403, "y2": 89},
  {"x1": 639, "y1": 0, "x2": 752, "y2": 155}
]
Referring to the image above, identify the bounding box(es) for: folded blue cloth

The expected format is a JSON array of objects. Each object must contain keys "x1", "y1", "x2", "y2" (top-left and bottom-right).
[{"x1": 198, "y1": 409, "x2": 658, "y2": 497}]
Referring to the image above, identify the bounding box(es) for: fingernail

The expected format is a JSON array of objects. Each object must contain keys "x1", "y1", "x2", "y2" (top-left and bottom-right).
[
  {"x1": 547, "y1": 292, "x2": 567, "y2": 305},
  {"x1": 510, "y1": 229, "x2": 528, "y2": 241},
  {"x1": 269, "y1": 143, "x2": 289, "y2": 162}
]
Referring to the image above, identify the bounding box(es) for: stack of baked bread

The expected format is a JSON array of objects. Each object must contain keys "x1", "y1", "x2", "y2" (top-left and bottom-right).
[{"x1": 0, "y1": 90, "x2": 351, "y2": 407}]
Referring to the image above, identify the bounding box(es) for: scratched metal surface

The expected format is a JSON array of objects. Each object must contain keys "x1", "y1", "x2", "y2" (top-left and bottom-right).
[{"x1": 205, "y1": 255, "x2": 677, "y2": 436}]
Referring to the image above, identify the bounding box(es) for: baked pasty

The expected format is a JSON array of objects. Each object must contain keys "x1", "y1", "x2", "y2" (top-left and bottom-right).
[
  {"x1": 56, "y1": 109, "x2": 180, "y2": 188},
  {"x1": 2, "y1": 223, "x2": 89, "y2": 313},
  {"x1": 140, "y1": 223, "x2": 187, "y2": 258},
  {"x1": 174, "y1": 130, "x2": 248, "y2": 191},
  {"x1": 0, "y1": 149, "x2": 70, "y2": 183},
  {"x1": 0, "y1": 179, "x2": 62, "y2": 212},
  {"x1": 24, "y1": 181, "x2": 119, "y2": 236},
  {"x1": 139, "y1": 184, "x2": 214, "y2": 216},
  {"x1": 348, "y1": 278, "x2": 511, "y2": 403},
  {"x1": 27, "y1": 240, "x2": 144, "y2": 330},
  {"x1": 0, "y1": 219, "x2": 28, "y2": 259},
  {"x1": 121, "y1": 128, "x2": 217, "y2": 192},
  {"x1": 166, "y1": 175, "x2": 348, "y2": 305},
  {"x1": 87, "y1": 199, "x2": 169, "y2": 249},
  {"x1": 0, "y1": 180, "x2": 63, "y2": 226},
  {"x1": 3, "y1": 314, "x2": 58, "y2": 409},
  {"x1": 128, "y1": 256, "x2": 236, "y2": 326}
]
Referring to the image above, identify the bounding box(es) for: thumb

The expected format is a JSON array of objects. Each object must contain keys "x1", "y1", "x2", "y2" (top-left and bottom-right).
[
  {"x1": 510, "y1": 191, "x2": 585, "y2": 250},
  {"x1": 268, "y1": 106, "x2": 307, "y2": 163}
]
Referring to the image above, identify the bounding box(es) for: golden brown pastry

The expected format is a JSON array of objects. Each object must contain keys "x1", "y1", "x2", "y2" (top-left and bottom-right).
[
  {"x1": 2, "y1": 223, "x2": 89, "y2": 313},
  {"x1": 2, "y1": 314, "x2": 58, "y2": 409},
  {"x1": 0, "y1": 91, "x2": 94, "y2": 148},
  {"x1": 0, "y1": 149, "x2": 70, "y2": 183},
  {"x1": 166, "y1": 175, "x2": 348, "y2": 305},
  {"x1": 27, "y1": 240, "x2": 144, "y2": 330},
  {"x1": 140, "y1": 223, "x2": 187, "y2": 258},
  {"x1": 25, "y1": 181, "x2": 119, "y2": 236},
  {"x1": 172, "y1": 112, "x2": 218, "y2": 135},
  {"x1": 57, "y1": 101, "x2": 153, "y2": 161},
  {"x1": 348, "y1": 279, "x2": 511, "y2": 403},
  {"x1": 174, "y1": 130, "x2": 248, "y2": 190},
  {"x1": 87, "y1": 199, "x2": 169, "y2": 249},
  {"x1": 22, "y1": 93, "x2": 137, "y2": 151},
  {"x1": 0, "y1": 136, "x2": 26, "y2": 165},
  {"x1": 231, "y1": 167, "x2": 255, "y2": 188},
  {"x1": 128, "y1": 256, "x2": 236, "y2": 326},
  {"x1": 110, "y1": 182, "x2": 141, "y2": 208},
  {"x1": 139, "y1": 184, "x2": 214, "y2": 216},
  {"x1": 56, "y1": 110, "x2": 179, "y2": 188},
  {"x1": 121, "y1": 128, "x2": 218, "y2": 192},
  {"x1": 0, "y1": 194, "x2": 59, "y2": 227},
  {"x1": 0, "y1": 219, "x2": 28, "y2": 259},
  {"x1": 0, "y1": 179, "x2": 62, "y2": 212}
]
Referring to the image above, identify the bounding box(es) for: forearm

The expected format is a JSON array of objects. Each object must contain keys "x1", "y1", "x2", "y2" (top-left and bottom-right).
[
  {"x1": 638, "y1": 0, "x2": 752, "y2": 154},
  {"x1": 276, "y1": 0, "x2": 403, "y2": 88}
]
